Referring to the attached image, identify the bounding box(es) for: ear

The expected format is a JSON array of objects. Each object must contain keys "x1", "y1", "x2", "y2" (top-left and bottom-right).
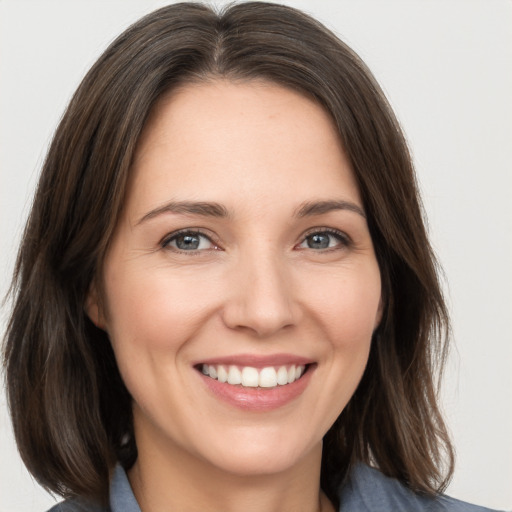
[{"x1": 85, "y1": 282, "x2": 106, "y2": 330}]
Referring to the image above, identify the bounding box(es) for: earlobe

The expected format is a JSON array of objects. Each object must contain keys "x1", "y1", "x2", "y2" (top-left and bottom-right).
[{"x1": 85, "y1": 283, "x2": 106, "y2": 330}]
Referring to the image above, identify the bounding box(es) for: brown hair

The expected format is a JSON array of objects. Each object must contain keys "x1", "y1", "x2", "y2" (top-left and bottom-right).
[{"x1": 3, "y1": 1, "x2": 454, "y2": 506}]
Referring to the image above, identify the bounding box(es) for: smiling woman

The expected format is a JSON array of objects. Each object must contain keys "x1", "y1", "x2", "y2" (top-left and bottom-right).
[
  {"x1": 86, "y1": 82, "x2": 383, "y2": 505},
  {"x1": 1, "y1": 3, "x2": 503, "y2": 512}
]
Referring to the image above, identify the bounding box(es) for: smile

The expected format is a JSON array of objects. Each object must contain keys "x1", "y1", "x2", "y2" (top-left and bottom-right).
[
  {"x1": 200, "y1": 364, "x2": 306, "y2": 388},
  {"x1": 195, "y1": 355, "x2": 315, "y2": 411}
]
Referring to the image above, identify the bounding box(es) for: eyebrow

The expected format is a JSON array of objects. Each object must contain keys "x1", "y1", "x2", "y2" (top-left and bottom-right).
[
  {"x1": 136, "y1": 198, "x2": 365, "y2": 225},
  {"x1": 295, "y1": 200, "x2": 366, "y2": 219},
  {"x1": 136, "y1": 201, "x2": 229, "y2": 225}
]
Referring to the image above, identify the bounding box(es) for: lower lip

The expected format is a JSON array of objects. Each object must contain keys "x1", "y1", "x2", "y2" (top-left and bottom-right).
[{"x1": 198, "y1": 365, "x2": 315, "y2": 411}]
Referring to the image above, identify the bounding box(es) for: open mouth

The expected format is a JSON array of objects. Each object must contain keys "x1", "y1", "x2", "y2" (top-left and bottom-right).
[{"x1": 196, "y1": 363, "x2": 311, "y2": 389}]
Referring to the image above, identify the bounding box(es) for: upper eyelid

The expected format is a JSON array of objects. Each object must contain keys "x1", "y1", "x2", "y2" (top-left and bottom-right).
[
  {"x1": 300, "y1": 227, "x2": 351, "y2": 242},
  {"x1": 294, "y1": 228, "x2": 352, "y2": 253},
  {"x1": 160, "y1": 228, "x2": 217, "y2": 248}
]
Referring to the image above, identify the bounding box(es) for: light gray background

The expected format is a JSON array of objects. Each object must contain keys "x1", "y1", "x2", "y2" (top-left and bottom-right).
[{"x1": 1, "y1": 1, "x2": 511, "y2": 510}]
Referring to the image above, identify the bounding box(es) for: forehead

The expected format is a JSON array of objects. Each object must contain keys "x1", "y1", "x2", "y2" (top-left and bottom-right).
[{"x1": 127, "y1": 79, "x2": 361, "y2": 217}]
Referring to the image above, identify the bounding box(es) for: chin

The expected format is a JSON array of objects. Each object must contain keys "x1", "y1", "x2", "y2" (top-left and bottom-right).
[{"x1": 193, "y1": 426, "x2": 321, "y2": 478}]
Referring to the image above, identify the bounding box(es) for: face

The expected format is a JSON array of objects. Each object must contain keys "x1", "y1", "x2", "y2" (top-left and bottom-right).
[{"x1": 89, "y1": 80, "x2": 382, "y2": 478}]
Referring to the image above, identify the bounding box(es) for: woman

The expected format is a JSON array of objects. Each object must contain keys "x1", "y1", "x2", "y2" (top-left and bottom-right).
[{"x1": 2, "y1": 3, "x2": 502, "y2": 511}]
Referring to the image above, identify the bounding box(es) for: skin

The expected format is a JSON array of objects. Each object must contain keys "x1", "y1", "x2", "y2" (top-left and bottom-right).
[{"x1": 87, "y1": 80, "x2": 382, "y2": 512}]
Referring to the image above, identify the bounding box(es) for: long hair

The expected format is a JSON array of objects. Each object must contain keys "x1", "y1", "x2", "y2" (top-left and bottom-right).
[{"x1": 3, "y1": 2, "x2": 454, "y2": 505}]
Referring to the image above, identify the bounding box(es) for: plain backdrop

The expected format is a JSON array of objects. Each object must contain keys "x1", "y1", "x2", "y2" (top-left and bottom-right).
[{"x1": 1, "y1": 1, "x2": 511, "y2": 511}]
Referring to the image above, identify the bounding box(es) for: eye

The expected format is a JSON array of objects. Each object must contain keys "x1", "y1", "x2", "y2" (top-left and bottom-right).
[
  {"x1": 162, "y1": 230, "x2": 217, "y2": 252},
  {"x1": 297, "y1": 230, "x2": 349, "y2": 250}
]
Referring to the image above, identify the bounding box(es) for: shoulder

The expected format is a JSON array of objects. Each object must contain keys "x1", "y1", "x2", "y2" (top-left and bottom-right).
[
  {"x1": 338, "y1": 464, "x2": 503, "y2": 512},
  {"x1": 46, "y1": 497, "x2": 107, "y2": 512}
]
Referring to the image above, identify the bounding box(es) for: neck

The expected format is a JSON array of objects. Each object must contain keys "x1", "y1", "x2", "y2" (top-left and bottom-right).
[{"x1": 128, "y1": 427, "x2": 335, "y2": 512}]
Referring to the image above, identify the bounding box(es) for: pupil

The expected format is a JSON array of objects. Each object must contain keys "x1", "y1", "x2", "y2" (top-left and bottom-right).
[
  {"x1": 308, "y1": 233, "x2": 329, "y2": 249},
  {"x1": 177, "y1": 234, "x2": 200, "y2": 250}
]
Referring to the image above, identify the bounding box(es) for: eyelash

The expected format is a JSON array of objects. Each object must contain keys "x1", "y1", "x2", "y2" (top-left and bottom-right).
[
  {"x1": 160, "y1": 227, "x2": 351, "y2": 254},
  {"x1": 297, "y1": 228, "x2": 351, "y2": 252},
  {"x1": 160, "y1": 229, "x2": 219, "y2": 254}
]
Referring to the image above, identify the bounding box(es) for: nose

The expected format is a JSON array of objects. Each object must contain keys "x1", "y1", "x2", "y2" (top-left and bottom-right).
[{"x1": 221, "y1": 249, "x2": 300, "y2": 338}]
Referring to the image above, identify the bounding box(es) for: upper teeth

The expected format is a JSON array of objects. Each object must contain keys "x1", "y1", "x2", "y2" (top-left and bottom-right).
[{"x1": 201, "y1": 364, "x2": 306, "y2": 388}]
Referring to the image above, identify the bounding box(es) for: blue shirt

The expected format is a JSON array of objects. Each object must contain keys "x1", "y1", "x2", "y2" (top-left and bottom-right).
[{"x1": 48, "y1": 463, "x2": 502, "y2": 512}]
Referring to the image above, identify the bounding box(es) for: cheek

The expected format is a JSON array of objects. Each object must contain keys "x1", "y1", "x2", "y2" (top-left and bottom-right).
[
  {"x1": 101, "y1": 266, "x2": 208, "y2": 406},
  {"x1": 311, "y1": 267, "x2": 380, "y2": 417},
  {"x1": 300, "y1": 262, "x2": 381, "y2": 347},
  {"x1": 104, "y1": 264, "x2": 215, "y2": 352}
]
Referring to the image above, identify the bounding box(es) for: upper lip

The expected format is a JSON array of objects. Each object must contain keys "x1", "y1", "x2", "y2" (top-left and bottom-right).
[{"x1": 194, "y1": 353, "x2": 315, "y2": 368}]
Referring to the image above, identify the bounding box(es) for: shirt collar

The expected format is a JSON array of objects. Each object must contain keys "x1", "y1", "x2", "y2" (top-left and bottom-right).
[{"x1": 109, "y1": 464, "x2": 141, "y2": 512}]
